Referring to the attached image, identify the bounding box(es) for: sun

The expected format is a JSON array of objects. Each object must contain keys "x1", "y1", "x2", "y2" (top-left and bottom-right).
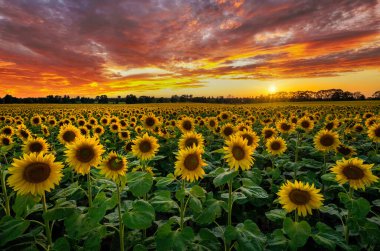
[{"x1": 268, "y1": 85, "x2": 277, "y2": 94}]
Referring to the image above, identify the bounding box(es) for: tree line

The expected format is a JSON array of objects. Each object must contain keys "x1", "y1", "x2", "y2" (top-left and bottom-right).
[{"x1": 1, "y1": 89, "x2": 379, "y2": 104}]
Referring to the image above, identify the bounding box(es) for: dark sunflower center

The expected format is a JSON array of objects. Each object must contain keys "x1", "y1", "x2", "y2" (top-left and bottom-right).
[
  {"x1": 185, "y1": 138, "x2": 198, "y2": 148},
  {"x1": 325, "y1": 122, "x2": 334, "y2": 130},
  {"x1": 139, "y1": 140, "x2": 152, "y2": 153},
  {"x1": 121, "y1": 132, "x2": 129, "y2": 138},
  {"x1": 319, "y1": 134, "x2": 335, "y2": 147},
  {"x1": 78, "y1": 121, "x2": 85, "y2": 126},
  {"x1": 125, "y1": 142, "x2": 133, "y2": 152},
  {"x1": 23, "y1": 162, "x2": 51, "y2": 183},
  {"x1": 112, "y1": 125, "x2": 118, "y2": 130},
  {"x1": 29, "y1": 142, "x2": 43, "y2": 153},
  {"x1": 222, "y1": 114, "x2": 228, "y2": 120},
  {"x1": 355, "y1": 126, "x2": 363, "y2": 132},
  {"x1": 291, "y1": 118, "x2": 297, "y2": 124},
  {"x1": 301, "y1": 121, "x2": 310, "y2": 128},
  {"x1": 3, "y1": 128, "x2": 12, "y2": 135},
  {"x1": 342, "y1": 165, "x2": 364, "y2": 180},
  {"x1": 2, "y1": 138, "x2": 10, "y2": 145},
  {"x1": 289, "y1": 189, "x2": 311, "y2": 205},
  {"x1": 209, "y1": 120, "x2": 216, "y2": 127},
  {"x1": 33, "y1": 118, "x2": 40, "y2": 124},
  {"x1": 264, "y1": 130, "x2": 274, "y2": 139},
  {"x1": 49, "y1": 120, "x2": 55, "y2": 125},
  {"x1": 232, "y1": 145, "x2": 245, "y2": 160},
  {"x1": 145, "y1": 117, "x2": 155, "y2": 127},
  {"x1": 20, "y1": 130, "x2": 29, "y2": 139},
  {"x1": 63, "y1": 131, "x2": 76, "y2": 142},
  {"x1": 95, "y1": 128, "x2": 102, "y2": 133},
  {"x1": 270, "y1": 141, "x2": 281, "y2": 151},
  {"x1": 337, "y1": 145, "x2": 351, "y2": 156},
  {"x1": 375, "y1": 127, "x2": 380, "y2": 137},
  {"x1": 281, "y1": 123, "x2": 291, "y2": 131},
  {"x1": 75, "y1": 146, "x2": 95, "y2": 163},
  {"x1": 223, "y1": 127, "x2": 233, "y2": 137},
  {"x1": 107, "y1": 157, "x2": 124, "y2": 171},
  {"x1": 182, "y1": 120, "x2": 192, "y2": 131},
  {"x1": 184, "y1": 153, "x2": 199, "y2": 170},
  {"x1": 242, "y1": 134, "x2": 253, "y2": 146}
]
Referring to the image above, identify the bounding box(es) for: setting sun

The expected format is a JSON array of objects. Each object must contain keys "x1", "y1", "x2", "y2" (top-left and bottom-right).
[{"x1": 268, "y1": 85, "x2": 277, "y2": 94}]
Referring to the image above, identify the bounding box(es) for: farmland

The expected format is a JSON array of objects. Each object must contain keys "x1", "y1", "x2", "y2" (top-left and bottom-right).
[{"x1": 0, "y1": 101, "x2": 380, "y2": 251}]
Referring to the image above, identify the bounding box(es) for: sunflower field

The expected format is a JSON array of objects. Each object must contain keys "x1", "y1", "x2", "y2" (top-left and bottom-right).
[{"x1": 0, "y1": 102, "x2": 380, "y2": 251}]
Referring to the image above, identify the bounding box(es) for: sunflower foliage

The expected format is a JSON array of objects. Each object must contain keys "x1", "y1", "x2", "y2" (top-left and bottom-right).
[{"x1": 0, "y1": 102, "x2": 379, "y2": 250}]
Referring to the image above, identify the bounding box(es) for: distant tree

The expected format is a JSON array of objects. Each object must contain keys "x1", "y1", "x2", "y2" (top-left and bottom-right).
[
  {"x1": 125, "y1": 94, "x2": 138, "y2": 104},
  {"x1": 372, "y1": 91, "x2": 380, "y2": 100},
  {"x1": 99, "y1": 95, "x2": 108, "y2": 104},
  {"x1": 3, "y1": 94, "x2": 17, "y2": 104}
]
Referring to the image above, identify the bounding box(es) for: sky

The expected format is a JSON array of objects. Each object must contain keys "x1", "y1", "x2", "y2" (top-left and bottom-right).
[{"x1": 0, "y1": 0, "x2": 379, "y2": 98}]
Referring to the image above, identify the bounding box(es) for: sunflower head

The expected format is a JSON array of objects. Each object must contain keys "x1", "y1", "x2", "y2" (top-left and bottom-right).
[
  {"x1": 98, "y1": 151, "x2": 127, "y2": 182},
  {"x1": 262, "y1": 127, "x2": 277, "y2": 140},
  {"x1": 266, "y1": 137, "x2": 287, "y2": 156},
  {"x1": 65, "y1": 137, "x2": 105, "y2": 175},
  {"x1": 7, "y1": 153, "x2": 63, "y2": 196},
  {"x1": 277, "y1": 180, "x2": 324, "y2": 217},
  {"x1": 0, "y1": 134, "x2": 13, "y2": 146},
  {"x1": 237, "y1": 130, "x2": 260, "y2": 150},
  {"x1": 118, "y1": 130, "x2": 131, "y2": 140},
  {"x1": 179, "y1": 132, "x2": 205, "y2": 151},
  {"x1": 23, "y1": 137, "x2": 49, "y2": 155},
  {"x1": 174, "y1": 146, "x2": 206, "y2": 182},
  {"x1": 368, "y1": 123, "x2": 380, "y2": 143},
  {"x1": 336, "y1": 144, "x2": 356, "y2": 158},
  {"x1": 58, "y1": 124, "x2": 81, "y2": 145},
  {"x1": 178, "y1": 117, "x2": 195, "y2": 133},
  {"x1": 314, "y1": 129, "x2": 340, "y2": 152},
  {"x1": 298, "y1": 117, "x2": 314, "y2": 131},
  {"x1": 276, "y1": 119, "x2": 294, "y2": 134},
  {"x1": 142, "y1": 113, "x2": 159, "y2": 130},
  {"x1": 330, "y1": 157, "x2": 378, "y2": 190},
  {"x1": 131, "y1": 133, "x2": 160, "y2": 161},
  {"x1": 223, "y1": 135, "x2": 254, "y2": 171},
  {"x1": 220, "y1": 123, "x2": 236, "y2": 139}
]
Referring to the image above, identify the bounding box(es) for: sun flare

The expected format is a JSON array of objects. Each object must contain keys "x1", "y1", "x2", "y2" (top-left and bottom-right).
[{"x1": 268, "y1": 85, "x2": 277, "y2": 94}]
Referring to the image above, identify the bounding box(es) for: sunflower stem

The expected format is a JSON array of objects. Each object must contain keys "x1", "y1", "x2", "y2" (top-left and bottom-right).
[
  {"x1": 180, "y1": 179, "x2": 186, "y2": 230},
  {"x1": 87, "y1": 172, "x2": 92, "y2": 207},
  {"x1": 294, "y1": 211, "x2": 299, "y2": 222},
  {"x1": 116, "y1": 183, "x2": 125, "y2": 251},
  {"x1": 227, "y1": 177, "x2": 233, "y2": 227},
  {"x1": 294, "y1": 132, "x2": 300, "y2": 180},
  {"x1": 321, "y1": 152, "x2": 327, "y2": 192},
  {"x1": 345, "y1": 187, "x2": 353, "y2": 243},
  {"x1": 42, "y1": 192, "x2": 52, "y2": 249},
  {"x1": 0, "y1": 166, "x2": 10, "y2": 216}
]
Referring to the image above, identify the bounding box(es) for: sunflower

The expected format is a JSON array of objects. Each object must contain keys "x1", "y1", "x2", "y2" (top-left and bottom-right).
[
  {"x1": 7, "y1": 153, "x2": 63, "y2": 196},
  {"x1": 93, "y1": 125, "x2": 105, "y2": 137},
  {"x1": 58, "y1": 124, "x2": 81, "y2": 145},
  {"x1": 17, "y1": 125, "x2": 32, "y2": 142},
  {"x1": 98, "y1": 151, "x2": 127, "y2": 182},
  {"x1": 0, "y1": 134, "x2": 13, "y2": 146},
  {"x1": 142, "y1": 113, "x2": 159, "y2": 130},
  {"x1": 30, "y1": 115, "x2": 41, "y2": 126},
  {"x1": 65, "y1": 137, "x2": 105, "y2": 175},
  {"x1": 1, "y1": 126, "x2": 14, "y2": 136},
  {"x1": 178, "y1": 132, "x2": 204, "y2": 150},
  {"x1": 100, "y1": 116, "x2": 110, "y2": 126},
  {"x1": 336, "y1": 144, "x2": 356, "y2": 158},
  {"x1": 22, "y1": 137, "x2": 49, "y2": 155},
  {"x1": 124, "y1": 141, "x2": 134, "y2": 153},
  {"x1": 131, "y1": 133, "x2": 160, "y2": 161},
  {"x1": 330, "y1": 157, "x2": 378, "y2": 190},
  {"x1": 367, "y1": 123, "x2": 380, "y2": 142},
  {"x1": 237, "y1": 129, "x2": 260, "y2": 151},
  {"x1": 314, "y1": 129, "x2": 340, "y2": 152},
  {"x1": 223, "y1": 135, "x2": 254, "y2": 171},
  {"x1": 352, "y1": 123, "x2": 364, "y2": 134},
  {"x1": 276, "y1": 119, "x2": 294, "y2": 134},
  {"x1": 174, "y1": 146, "x2": 206, "y2": 182},
  {"x1": 297, "y1": 117, "x2": 314, "y2": 131},
  {"x1": 109, "y1": 122, "x2": 120, "y2": 133},
  {"x1": 262, "y1": 127, "x2": 277, "y2": 140},
  {"x1": 220, "y1": 123, "x2": 236, "y2": 139},
  {"x1": 79, "y1": 126, "x2": 89, "y2": 137},
  {"x1": 135, "y1": 125, "x2": 144, "y2": 134},
  {"x1": 266, "y1": 137, "x2": 287, "y2": 156},
  {"x1": 118, "y1": 131, "x2": 131, "y2": 141},
  {"x1": 178, "y1": 117, "x2": 195, "y2": 133},
  {"x1": 277, "y1": 180, "x2": 324, "y2": 217}
]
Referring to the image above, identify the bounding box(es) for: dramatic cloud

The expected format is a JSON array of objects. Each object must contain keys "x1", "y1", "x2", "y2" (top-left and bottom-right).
[{"x1": 0, "y1": 0, "x2": 379, "y2": 97}]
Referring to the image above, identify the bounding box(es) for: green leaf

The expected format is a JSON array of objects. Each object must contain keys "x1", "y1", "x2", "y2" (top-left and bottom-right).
[
  {"x1": 52, "y1": 237, "x2": 70, "y2": 251},
  {"x1": 155, "y1": 174, "x2": 175, "y2": 187},
  {"x1": 372, "y1": 199, "x2": 380, "y2": 207},
  {"x1": 150, "y1": 190, "x2": 178, "y2": 212},
  {"x1": 268, "y1": 229, "x2": 288, "y2": 250},
  {"x1": 239, "y1": 179, "x2": 268, "y2": 199},
  {"x1": 195, "y1": 228, "x2": 222, "y2": 251},
  {"x1": 265, "y1": 209, "x2": 287, "y2": 222},
  {"x1": 213, "y1": 169, "x2": 238, "y2": 187},
  {"x1": 194, "y1": 197, "x2": 224, "y2": 225},
  {"x1": 51, "y1": 182, "x2": 81, "y2": 199},
  {"x1": 321, "y1": 173, "x2": 336, "y2": 182},
  {"x1": 283, "y1": 218, "x2": 311, "y2": 250},
  {"x1": 0, "y1": 216, "x2": 30, "y2": 247},
  {"x1": 123, "y1": 200, "x2": 155, "y2": 229},
  {"x1": 43, "y1": 207, "x2": 77, "y2": 221},
  {"x1": 12, "y1": 194, "x2": 37, "y2": 218},
  {"x1": 227, "y1": 220, "x2": 266, "y2": 251},
  {"x1": 189, "y1": 185, "x2": 206, "y2": 199},
  {"x1": 133, "y1": 244, "x2": 147, "y2": 251},
  {"x1": 189, "y1": 197, "x2": 202, "y2": 213},
  {"x1": 351, "y1": 197, "x2": 370, "y2": 218},
  {"x1": 312, "y1": 222, "x2": 349, "y2": 251},
  {"x1": 156, "y1": 223, "x2": 194, "y2": 251},
  {"x1": 126, "y1": 171, "x2": 153, "y2": 197}
]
